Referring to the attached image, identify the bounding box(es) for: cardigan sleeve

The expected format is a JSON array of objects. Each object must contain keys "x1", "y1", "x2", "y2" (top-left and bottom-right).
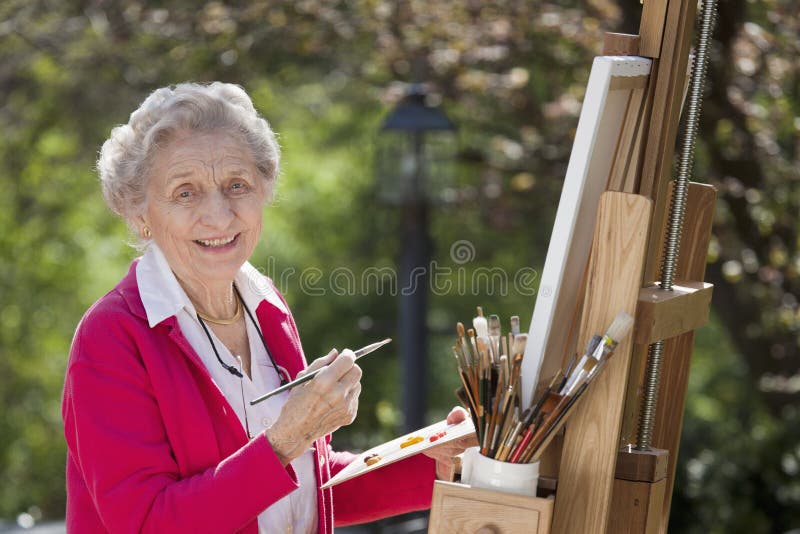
[
  {"x1": 62, "y1": 302, "x2": 298, "y2": 533},
  {"x1": 327, "y1": 446, "x2": 437, "y2": 526}
]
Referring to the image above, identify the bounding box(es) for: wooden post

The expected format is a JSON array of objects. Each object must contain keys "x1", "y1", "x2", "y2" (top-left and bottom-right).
[
  {"x1": 609, "y1": 476, "x2": 667, "y2": 534},
  {"x1": 616, "y1": 182, "x2": 716, "y2": 533},
  {"x1": 637, "y1": 0, "x2": 697, "y2": 283},
  {"x1": 603, "y1": 33, "x2": 641, "y2": 56},
  {"x1": 609, "y1": 446, "x2": 669, "y2": 534},
  {"x1": 639, "y1": 0, "x2": 669, "y2": 58},
  {"x1": 651, "y1": 183, "x2": 716, "y2": 533},
  {"x1": 551, "y1": 192, "x2": 652, "y2": 534}
]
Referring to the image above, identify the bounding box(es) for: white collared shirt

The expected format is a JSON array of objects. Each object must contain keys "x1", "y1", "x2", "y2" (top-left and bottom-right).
[{"x1": 136, "y1": 243, "x2": 317, "y2": 534}]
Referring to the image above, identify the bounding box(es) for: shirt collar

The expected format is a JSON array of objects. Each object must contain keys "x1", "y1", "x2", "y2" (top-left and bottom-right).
[
  {"x1": 136, "y1": 243, "x2": 288, "y2": 328},
  {"x1": 235, "y1": 260, "x2": 289, "y2": 318}
]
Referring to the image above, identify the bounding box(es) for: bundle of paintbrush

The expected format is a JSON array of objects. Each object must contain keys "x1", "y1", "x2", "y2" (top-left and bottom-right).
[
  {"x1": 451, "y1": 307, "x2": 527, "y2": 459},
  {"x1": 452, "y1": 309, "x2": 634, "y2": 464}
]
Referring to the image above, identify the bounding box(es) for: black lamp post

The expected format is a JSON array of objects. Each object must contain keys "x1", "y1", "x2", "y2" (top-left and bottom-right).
[{"x1": 376, "y1": 84, "x2": 457, "y2": 432}]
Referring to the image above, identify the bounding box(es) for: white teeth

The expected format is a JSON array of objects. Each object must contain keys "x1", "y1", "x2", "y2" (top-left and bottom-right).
[{"x1": 197, "y1": 235, "x2": 236, "y2": 247}]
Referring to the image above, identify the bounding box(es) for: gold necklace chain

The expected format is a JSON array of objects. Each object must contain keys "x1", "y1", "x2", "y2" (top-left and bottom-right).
[{"x1": 196, "y1": 297, "x2": 242, "y2": 325}]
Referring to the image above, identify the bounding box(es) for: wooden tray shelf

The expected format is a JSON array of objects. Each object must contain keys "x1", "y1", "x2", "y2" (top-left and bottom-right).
[{"x1": 428, "y1": 481, "x2": 554, "y2": 534}]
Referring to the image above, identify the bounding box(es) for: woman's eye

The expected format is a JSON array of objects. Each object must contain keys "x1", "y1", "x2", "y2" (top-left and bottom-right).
[
  {"x1": 174, "y1": 188, "x2": 196, "y2": 201},
  {"x1": 229, "y1": 182, "x2": 248, "y2": 193}
]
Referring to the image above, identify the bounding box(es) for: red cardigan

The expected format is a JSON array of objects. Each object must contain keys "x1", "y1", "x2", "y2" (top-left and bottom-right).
[{"x1": 62, "y1": 261, "x2": 436, "y2": 533}]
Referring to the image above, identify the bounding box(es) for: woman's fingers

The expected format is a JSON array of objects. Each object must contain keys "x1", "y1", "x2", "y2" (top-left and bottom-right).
[
  {"x1": 422, "y1": 407, "x2": 479, "y2": 480},
  {"x1": 327, "y1": 365, "x2": 361, "y2": 425},
  {"x1": 338, "y1": 362, "x2": 363, "y2": 390},
  {"x1": 456, "y1": 434, "x2": 479, "y2": 449},
  {"x1": 423, "y1": 436, "x2": 476, "y2": 481},
  {"x1": 426, "y1": 435, "x2": 478, "y2": 461},
  {"x1": 446, "y1": 406, "x2": 470, "y2": 425},
  {"x1": 296, "y1": 349, "x2": 338, "y2": 379},
  {"x1": 421, "y1": 447, "x2": 459, "y2": 481},
  {"x1": 344, "y1": 382, "x2": 361, "y2": 423},
  {"x1": 309, "y1": 349, "x2": 359, "y2": 390}
]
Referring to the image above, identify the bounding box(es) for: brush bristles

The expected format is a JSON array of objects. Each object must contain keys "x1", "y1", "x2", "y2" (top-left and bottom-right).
[
  {"x1": 473, "y1": 316, "x2": 489, "y2": 338},
  {"x1": 511, "y1": 333, "x2": 528, "y2": 357},
  {"x1": 488, "y1": 314, "x2": 501, "y2": 335},
  {"x1": 457, "y1": 322, "x2": 466, "y2": 337},
  {"x1": 510, "y1": 316, "x2": 520, "y2": 336},
  {"x1": 584, "y1": 334, "x2": 602, "y2": 356},
  {"x1": 606, "y1": 312, "x2": 634, "y2": 343}
]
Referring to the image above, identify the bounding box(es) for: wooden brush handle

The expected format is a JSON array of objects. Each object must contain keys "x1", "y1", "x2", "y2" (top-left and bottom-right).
[
  {"x1": 537, "y1": 391, "x2": 564, "y2": 419},
  {"x1": 519, "y1": 394, "x2": 573, "y2": 461},
  {"x1": 527, "y1": 382, "x2": 591, "y2": 463}
]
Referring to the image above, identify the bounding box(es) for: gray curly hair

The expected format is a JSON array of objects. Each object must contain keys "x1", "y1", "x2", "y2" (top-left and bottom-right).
[{"x1": 97, "y1": 82, "x2": 280, "y2": 226}]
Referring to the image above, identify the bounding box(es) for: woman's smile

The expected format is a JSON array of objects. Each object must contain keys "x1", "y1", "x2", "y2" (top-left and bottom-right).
[{"x1": 195, "y1": 233, "x2": 240, "y2": 249}]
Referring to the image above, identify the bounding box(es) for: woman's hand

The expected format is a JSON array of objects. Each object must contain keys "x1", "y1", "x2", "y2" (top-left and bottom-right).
[
  {"x1": 264, "y1": 349, "x2": 362, "y2": 465},
  {"x1": 423, "y1": 407, "x2": 479, "y2": 480}
]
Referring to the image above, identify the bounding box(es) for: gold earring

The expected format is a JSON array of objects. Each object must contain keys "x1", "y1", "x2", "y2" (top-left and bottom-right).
[{"x1": 143, "y1": 226, "x2": 151, "y2": 239}]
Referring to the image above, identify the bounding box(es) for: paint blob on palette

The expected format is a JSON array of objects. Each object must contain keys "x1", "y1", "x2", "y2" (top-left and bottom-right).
[{"x1": 321, "y1": 418, "x2": 476, "y2": 489}]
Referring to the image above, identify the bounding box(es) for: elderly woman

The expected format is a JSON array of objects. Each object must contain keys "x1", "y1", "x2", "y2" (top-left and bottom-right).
[{"x1": 62, "y1": 82, "x2": 470, "y2": 533}]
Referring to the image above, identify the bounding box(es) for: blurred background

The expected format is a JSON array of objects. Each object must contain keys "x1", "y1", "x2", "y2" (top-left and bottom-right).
[{"x1": 0, "y1": 0, "x2": 798, "y2": 532}]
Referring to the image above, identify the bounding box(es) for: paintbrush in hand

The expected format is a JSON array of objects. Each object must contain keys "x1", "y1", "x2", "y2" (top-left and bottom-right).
[{"x1": 250, "y1": 338, "x2": 392, "y2": 405}]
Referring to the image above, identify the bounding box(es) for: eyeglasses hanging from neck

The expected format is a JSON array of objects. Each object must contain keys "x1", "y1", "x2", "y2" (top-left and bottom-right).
[{"x1": 195, "y1": 284, "x2": 289, "y2": 437}]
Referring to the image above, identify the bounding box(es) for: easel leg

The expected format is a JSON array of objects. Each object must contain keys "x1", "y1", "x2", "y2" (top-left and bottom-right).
[{"x1": 609, "y1": 448, "x2": 669, "y2": 534}]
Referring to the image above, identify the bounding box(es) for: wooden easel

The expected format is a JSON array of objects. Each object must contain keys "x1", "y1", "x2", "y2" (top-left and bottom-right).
[{"x1": 429, "y1": 1, "x2": 714, "y2": 533}]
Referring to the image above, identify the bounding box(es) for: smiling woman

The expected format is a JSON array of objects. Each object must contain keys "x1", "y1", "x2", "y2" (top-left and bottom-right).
[{"x1": 61, "y1": 82, "x2": 474, "y2": 533}]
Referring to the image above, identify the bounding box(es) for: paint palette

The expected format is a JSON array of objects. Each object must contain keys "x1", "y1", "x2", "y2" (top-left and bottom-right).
[{"x1": 320, "y1": 418, "x2": 475, "y2": 489}]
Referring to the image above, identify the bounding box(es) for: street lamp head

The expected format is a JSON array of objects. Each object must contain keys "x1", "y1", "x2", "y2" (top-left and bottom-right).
[
  {"x1": 376, "y1": 84, "x2": 457, "y2": 205},
  {"x1": 381, "y1": 84, "x2": 456, "y2": 133}
]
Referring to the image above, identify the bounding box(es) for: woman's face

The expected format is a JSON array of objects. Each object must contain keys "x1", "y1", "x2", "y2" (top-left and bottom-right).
[{"x1": 138, "y1": 129, "x2": 268, "y2": 288}]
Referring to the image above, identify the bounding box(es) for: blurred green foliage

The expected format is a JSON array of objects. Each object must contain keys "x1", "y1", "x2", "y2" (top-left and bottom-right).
[{"x1": 0, "y1": 0, "x2": 798, "y2": 532}]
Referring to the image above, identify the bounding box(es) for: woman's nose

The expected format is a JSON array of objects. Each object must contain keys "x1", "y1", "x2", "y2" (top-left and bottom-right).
[{"x1": 200, "y1": 190, "x2": 234, "y2": 228}]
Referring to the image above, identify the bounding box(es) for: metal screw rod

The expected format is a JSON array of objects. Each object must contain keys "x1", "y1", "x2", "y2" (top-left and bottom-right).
[{"x1": 636, "y1": 0, "x2": 718, "y2": 451}]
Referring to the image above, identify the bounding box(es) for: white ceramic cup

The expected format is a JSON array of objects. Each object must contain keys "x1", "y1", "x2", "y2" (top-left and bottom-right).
[{"x1": 460, "y1": 446, "x2": 540, "y2": 497}]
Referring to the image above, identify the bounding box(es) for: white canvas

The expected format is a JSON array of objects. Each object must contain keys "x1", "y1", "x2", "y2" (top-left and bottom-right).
[{"x1": 521, "y1": 56, "x2": 652, "y2": 408}]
